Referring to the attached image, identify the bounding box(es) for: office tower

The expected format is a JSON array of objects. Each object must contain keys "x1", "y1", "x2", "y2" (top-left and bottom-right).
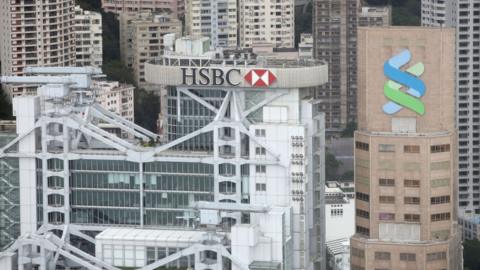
[
  {"x1": 74, "y1": 6, "x2": 103, "y2": 68},
  {"x1": 421, "y1": 0, "x2": 457, "y2": 27},
  {"x1": 358, "y1": 6, "x2": 391, "y2": 27},
  {"x1": 0, "y1": 45, "x2": 328, "y2": 269},
  {"x1": 101, "y1": 0, "x2": 184, "y2": 19},
  {"x1": 238, "y1": 0, "x2": 295, "y2": 48},
  {"x1": 423, "y1": 0, "x2": 480, "y2": 214},
  {"x1": 351, "y1": 27, "x2": 462, "y2": 270},
  {"x1": 119, "y1": 12, "x2": 181, "y2": 89},
  {"x1": 184, "y1": 0, "x2": 238, "y2": 48},
  {"x1": 312, "y1": 0, "x2": 390, "y2": 134},
  {"x1": 0, "y1": 0, "x2": 76, "y2": 97}
]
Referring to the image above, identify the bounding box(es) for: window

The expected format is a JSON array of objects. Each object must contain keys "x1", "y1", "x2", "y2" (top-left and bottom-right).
[
  {"x1": 426, "y1": 252, "x2": 447, "y2": 261},
  {"x1": 255, "y1": 165, "x2": 266, "y2": 173},
  {"x1": 356, "y1": 209, "x2": 369, "y2": 219},
  {"x1": 404, "y1": 145, "x2": 420, "y2": 153},
  {"x1": 255, "y1": 183, "x2": 266, "y2": 191},
  {"x1": 404, "y1": 197, "x2": 420, "y2": 205},
  {"x1": 356, "y1": 192, "x2": 370, "y2": 202},
  {"x1": 431, "y1": 195, "x2": 450, "y2": 205},
  {"x1": 379, "y1": 196, "x2": 395, "y2": 204},
  {"x1": 379, "y1": 144, "x2": 395, "y2": 152},
  {"x1": 356, "y1": 141, "x2": 369, "y2": 151},
  {"x1": 356, "y1": 226, "x2": 370, "y2": 237},
  {"x1": 379, "y1": 178, "x2": 395, "y2": 186},
  {"x1": 400, "y1": 253, "x2": 416, "y2": 261},
  {"x1": 375, "y1": 252, "x2": 391, "y2": 260},
  {"x1": 404, "y1": 179, "x2": 420, "y2": 187},
  {"x1": 255, "y1": 129, "x2": 266, "y2": 137},
  {"x1": 378, "y1": 212, "x2": 395, "y2": 221},
  {"x1": 404, "y1": 214, "x2": 420, "y2": 222},
  {"x1": 431, "y1": 212, "x2": 451, "y2": 222},
  {"x1": 431, "y1": 144, "x2": 450, "y2": 153},
  {"x1": 331, "y1": 208, "x2": 343, "y2": 216},
  {"x1": 351, "y1": 247, "x2": 365, "y2": 257},
  {"x1": 255, "y1": 147, "x2": 266, "y2": 155}
]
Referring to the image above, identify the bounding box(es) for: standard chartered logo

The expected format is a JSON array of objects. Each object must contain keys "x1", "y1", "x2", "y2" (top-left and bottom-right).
[{"x1": 382, "y1": 49, "x2": 426, "y2": 115}]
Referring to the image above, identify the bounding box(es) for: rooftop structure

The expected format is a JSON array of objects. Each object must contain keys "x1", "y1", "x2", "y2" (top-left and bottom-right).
[
  {"x1": 0, "y1": 50, "x2": 328, "y2": 270},
  {"x1": 101, "y1": 0, "x2": 185, "y2": 19},
  {"x1": 358, "y1": 6, "x2": 391, "y2": 27}
]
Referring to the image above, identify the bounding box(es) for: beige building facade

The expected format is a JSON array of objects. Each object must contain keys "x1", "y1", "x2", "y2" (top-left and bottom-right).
[
  {"x1": 184, "y1": 0, "x2": 238, "y2": 48},
  {"x1": 312, "y1": 0, "x2": 390, "y2": 134},
  {"x1": 101, "y1": 0, "x2": 184, "y2": 19},
  {"x1": 238, "y1": 0, "x2": 295, "y2": 49},
  {"x1": 0, "y1": 0, "x2": 76, "y2": 97},
  {"x1": 351, "y1": 27, "x2": 462, "y2": 270},
  {"x1": 119, "y1": 12, "x2": 181, "y2": 89}
]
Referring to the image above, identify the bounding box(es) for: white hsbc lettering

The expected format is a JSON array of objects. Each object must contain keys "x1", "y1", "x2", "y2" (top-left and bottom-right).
[{"x1": 181, "y1": 68, "x2": 241, "y2": 86}]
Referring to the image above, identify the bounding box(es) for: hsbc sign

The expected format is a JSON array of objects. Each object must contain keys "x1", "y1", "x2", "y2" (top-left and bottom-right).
[{"x1": 181, "y1": 68, "x2": 277, "y2": 87}]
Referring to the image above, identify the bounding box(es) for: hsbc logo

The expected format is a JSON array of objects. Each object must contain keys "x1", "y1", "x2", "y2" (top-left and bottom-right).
[
  {"x1": 181, "y1": 68, "x2": 277, "y2": 87},
  {"x1": 244, "y1": 69, "x2": 277, "y2": 87}
]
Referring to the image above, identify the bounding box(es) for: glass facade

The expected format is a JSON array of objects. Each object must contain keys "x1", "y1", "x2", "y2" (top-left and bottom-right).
[
  {"x1": 167, "y1": 88, "x2": 225, "y2": 151},
  {"x1": 69, "y1": 160, "x2": 214, "y2": 227},
  {"x1": 0, "y1": 134, "x2": 20, "y2": 250}
]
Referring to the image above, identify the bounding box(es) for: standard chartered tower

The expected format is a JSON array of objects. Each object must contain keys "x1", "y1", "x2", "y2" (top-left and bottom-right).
[{"x1": 350, "y1": 27, "x2": 463, "y2": 269}]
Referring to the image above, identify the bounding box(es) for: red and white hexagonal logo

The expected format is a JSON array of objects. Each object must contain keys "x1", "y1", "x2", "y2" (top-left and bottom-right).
[{"x1": 244, "y1": 69, "x2": 277, "y2": 87}]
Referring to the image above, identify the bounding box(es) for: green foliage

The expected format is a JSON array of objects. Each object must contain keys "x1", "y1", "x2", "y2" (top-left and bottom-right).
[
  {"x1": 102, "y1": 11, "x2": 121, "y2": 62},
  {"x1": 464, "y1": 239, "x2": 480, "y2": 270},
  {"x1": 341, "y1": 122, "x2": 357, "y2": 138},
  {"x1": 340, "y1": 170, "x2": 354, "y2": 181},
  {"x1": 364, "y1": 0, "x2": 420, "y2": 26},
  {"x1": 102, "y1": 60, "x2": 135, "y2": 85},
  {"x1": 295, "y1": 3, "x2": 312, "y2": 47},
  {"x1": 325, "y1": 150, "x2": 342, "y2": 181},
  {"x1": 0, "y1": 87, "x2": 13, "y2": 120},
  {"x1": 75, "y1": 0, "x2": 101, "y2": 11},
  {"x1": 134, "y1": 89, "x2": 160, "y2": 132}
]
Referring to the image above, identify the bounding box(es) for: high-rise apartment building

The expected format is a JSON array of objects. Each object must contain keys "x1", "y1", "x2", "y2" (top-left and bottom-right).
[
  {"x1": 74, "y1": 6, "x2": 103, "y2": 68},
  {"x1": 312, "y1": 0, "x2": 359, "y2": 133},
  {"x1": 351, "y1": 27, "x2": 462, "y2": 270},
  {"x1": 238, "y1": 0, "x2": 295, "y2": 48},
  {"x1": 421, "y1": 0, "x2": 457, "y2": 27},
  {"x1": 312, "y1": 0, "x2": 390, "y2": 134},
  {"x1": 119, "y1": 12, "x2": 181, "y2": 89},
  {"x1": 0, "y1": 47, "x2": 328, "y2": 269},
  {"x1": 184, "y1": 0, "x2": 238, "y2": 48},
  {"x1": 422, "y1": 0, "x2": 480, "y2": 215},
  {"x1": 101, "y1": 0, "x2": 184, "y2": 19},
  {"x1": 0, "y1": 0, "x2": 76, "y2": 97}
]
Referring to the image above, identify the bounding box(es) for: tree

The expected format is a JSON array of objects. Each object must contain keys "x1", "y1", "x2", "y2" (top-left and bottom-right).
[
  {"x1": 464, "y1": 239, "x2": 480, "y2": 270},
  {"x1": 134, "y1": 89, "x2": 160, "y2": 132},
  {"x1": 75, "y1": 0, "x2": 101, "y2": 11},
  {"x1": 325, "y1": 151, "x2": 341, "y2": 181},
  {"x1": 341, "y1": 121, "x2": 357, "y2": 138},
  {"x1": 102, "y1": 60, "x2": 135, "y2": 85},
  {"x1": 0, "y1": 87, "x2": 13, "y2": 120}
]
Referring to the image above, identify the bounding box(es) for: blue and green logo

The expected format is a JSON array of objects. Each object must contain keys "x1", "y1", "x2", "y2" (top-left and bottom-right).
[{"x1": 383, "y1": 49, "x2": 426, "y2": 115}]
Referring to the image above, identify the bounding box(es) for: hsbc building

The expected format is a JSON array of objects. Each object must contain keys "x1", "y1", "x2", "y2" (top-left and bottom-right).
[{"x1": 143, "y1": 52, "x2": 329, "y2": 270}]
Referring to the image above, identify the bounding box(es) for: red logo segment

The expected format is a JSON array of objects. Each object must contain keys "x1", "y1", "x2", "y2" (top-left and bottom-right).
[{"x1": 244, "y1": 69, "x2": 277, "y2": 87}]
